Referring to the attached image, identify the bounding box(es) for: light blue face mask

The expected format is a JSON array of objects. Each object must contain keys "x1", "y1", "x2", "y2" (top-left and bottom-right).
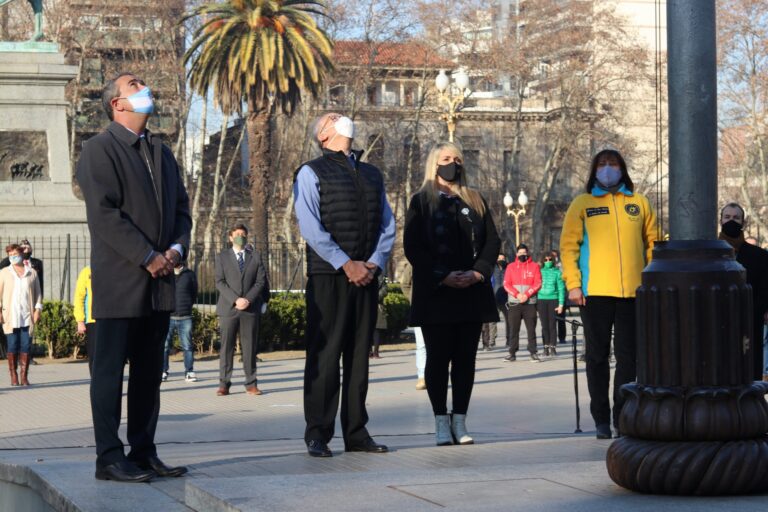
[
  {"x1": 8, "y1": 255, "x2": 22, "y2": 265},
  {"x1": 124, "y1": 86, "x2": 155, "y2": 115}
]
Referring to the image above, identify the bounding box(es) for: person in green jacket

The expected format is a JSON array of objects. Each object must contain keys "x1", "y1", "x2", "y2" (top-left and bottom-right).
[{"x1": 536, "y1": 253, "x2": 565, "y2": 356}]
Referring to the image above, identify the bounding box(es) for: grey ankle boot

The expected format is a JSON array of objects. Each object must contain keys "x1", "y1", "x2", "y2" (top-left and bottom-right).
[
  {"x1": 435, "y1": 415, "x2": 453, "y2": 446},
  {"x1": 450, "y1": 413, "x2": 474, "y2": 445}
]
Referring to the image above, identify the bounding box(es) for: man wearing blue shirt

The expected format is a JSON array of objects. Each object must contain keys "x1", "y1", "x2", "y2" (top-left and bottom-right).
[{"x1": 294, "y1": 112, "x2": 395, "y2": 458}]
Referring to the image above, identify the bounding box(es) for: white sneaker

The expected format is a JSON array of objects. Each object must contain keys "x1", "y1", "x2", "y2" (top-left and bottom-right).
[
  {"x1": 161, "y1": 371, "x2": 168, "y2": 382},
  {"x1": 185, "y1": 371, "x2": 197, "y2": 382}
]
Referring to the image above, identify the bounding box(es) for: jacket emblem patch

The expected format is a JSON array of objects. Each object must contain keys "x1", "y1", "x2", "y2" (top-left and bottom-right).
[
  {"x1": 586, "y1": 207, "x2": 609, "y2": 217},
  {"x1": 625, "y1": 204, "x2": 640, "y2": 216}
]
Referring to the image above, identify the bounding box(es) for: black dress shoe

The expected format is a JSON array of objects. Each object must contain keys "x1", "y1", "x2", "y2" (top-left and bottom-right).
[
  {"x1": 133, "y1": 456, "x2": 188, "y2": 477},
  {"x1": 95, "y1": 460, "x2": 155, "y2": 483},
  {"x1": 345, "y1": 437, "x2": 389, "y2": 453},
  {"x1": 596, "y1": 423, "x2": 613, "y2": 439},
  {"x1": 306, "y1": 439, "x2": 332, "y2": 457}
]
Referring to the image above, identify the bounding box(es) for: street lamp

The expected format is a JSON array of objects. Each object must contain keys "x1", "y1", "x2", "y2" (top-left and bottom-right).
[
  {"x1": 435, "y1": 68, "x2": 471, "y2": 142},
  {"x1": 503, "y1": 189, "x2": 528, "y2": 247}
]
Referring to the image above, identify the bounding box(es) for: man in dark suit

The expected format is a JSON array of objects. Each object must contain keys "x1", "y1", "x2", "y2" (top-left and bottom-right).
[
  {"x1": 214, "y1": 223, "x2": 267, "y2": 396},
  {"x1": 76, "y1": 72, "x2": 192, "y2": 483}
]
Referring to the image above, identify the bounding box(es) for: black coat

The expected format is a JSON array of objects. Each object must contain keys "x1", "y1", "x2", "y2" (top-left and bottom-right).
[
  {"x1": 214, "y1": 247, "x2": 266, "y2": 317},
  {"x1": 75, "y1": 122, "x2": 192, "y2": 318},
  {"x1": 735, "y1": 241, "x2": 768, "y2": 378},
  {"x1": 404, "y1": 190, "x2": 501, "y2": 326},
  {"x1": 172, "y1": 269, "x2": 198, "y2": 317}
]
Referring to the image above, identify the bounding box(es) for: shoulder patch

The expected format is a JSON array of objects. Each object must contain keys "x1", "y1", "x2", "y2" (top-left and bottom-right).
[{"x1": 586, "y1": 207, "x2": 609, "y2": 217}]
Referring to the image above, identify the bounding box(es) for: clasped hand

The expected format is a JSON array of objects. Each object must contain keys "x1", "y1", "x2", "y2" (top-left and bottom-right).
[
  {"x1": 145, "y1": 249, "x2": 181, "y2": 278},
  {"x1": 441, "y1": 270, "x2": 482, "y2": 289},
  {"x1": 343, "y1": 260, "x2": 378, "y2": 287}
]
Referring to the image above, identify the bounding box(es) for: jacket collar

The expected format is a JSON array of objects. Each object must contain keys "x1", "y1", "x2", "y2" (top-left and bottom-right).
[
  {"x1": 591, "y1": 183, "x2": 633, "y2": 197},
  {"x1": 107, "y1": 121, "x2": 156, "y2": 147},
  {"x1": 322, "y1": 148, "x2": 362, "y2": 167}
]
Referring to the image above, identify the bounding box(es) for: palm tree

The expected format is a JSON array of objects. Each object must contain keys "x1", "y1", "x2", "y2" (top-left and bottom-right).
[{"x1": 182, "y1": 0, "x2": 333, "y2": 264}]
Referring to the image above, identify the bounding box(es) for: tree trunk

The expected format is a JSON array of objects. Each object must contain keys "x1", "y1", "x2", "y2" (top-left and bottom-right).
[
  {"x1": 188, "y1": 94, "x2": 208, "y2": 268},
  {"x1": 247, "y1": 106, "x2": 272, "y2": 269},
  {"x1": 201, "y1": 114, "x2": 229, "y2": 262}
]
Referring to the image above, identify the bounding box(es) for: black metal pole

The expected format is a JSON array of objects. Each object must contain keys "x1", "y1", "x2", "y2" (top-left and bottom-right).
[
  {"x1": 667, "y1": 0, "x2": 718, "y2": 240},
  {"x1": 557, "y1": 315, "x2": 582, "y2": 433}
]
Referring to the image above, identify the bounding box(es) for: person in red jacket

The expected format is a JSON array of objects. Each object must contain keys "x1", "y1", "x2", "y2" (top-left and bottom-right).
[{"x1": 503, "y1": 244, "x2": 543, "y2": 362}]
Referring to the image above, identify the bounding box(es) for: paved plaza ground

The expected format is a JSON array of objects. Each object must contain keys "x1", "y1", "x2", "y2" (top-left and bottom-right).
[{"x1": 0, "y1": 326, "x2": 767, "y2": 511}]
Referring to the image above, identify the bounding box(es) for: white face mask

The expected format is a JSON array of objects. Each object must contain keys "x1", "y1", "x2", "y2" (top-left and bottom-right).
[{"x1": 334, "y1": 116, "x2": 355, "y2": 139}]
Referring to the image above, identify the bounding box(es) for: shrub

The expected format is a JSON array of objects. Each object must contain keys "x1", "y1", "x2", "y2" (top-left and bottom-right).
[
  {"x1": 191, "y1": 308, "x2": 219, "y2": 355},
  {"x1": 260, "y1": 292, "x2": 306, "y2": 351},
  {"x1": 34, "y1": 300, "x2": 83, "y2": 359},
  {"x1": 382, "y1": 289, "x2": 410, "y2": 341}
]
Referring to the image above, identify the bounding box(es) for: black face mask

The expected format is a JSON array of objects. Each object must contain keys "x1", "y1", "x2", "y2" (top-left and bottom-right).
[
  {"x1": 437, "y1": 162, "x2": 463, "y2": 182},
  {"x1": 497, "y1": 259, "x2": 507, "y2": 268},
  {"x1": 722, "y1": 220, "x2": 743, "y2": 238},
  {"x1": 22, "y1": 252, "x2": 31, "y2": 260},
  {"x1": 517, "y1": 255, "x2": 528, "y2": 262}
]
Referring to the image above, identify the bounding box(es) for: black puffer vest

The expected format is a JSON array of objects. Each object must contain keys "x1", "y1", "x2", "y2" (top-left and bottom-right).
[{"x1": 301, "y1": 150, "x2": 384, "y2": 275}]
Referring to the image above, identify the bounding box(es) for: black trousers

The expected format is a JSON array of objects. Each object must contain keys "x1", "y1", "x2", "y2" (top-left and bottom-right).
[
  {"x1": 86, "y1": 322, "x2": 97, "y2": 376},
  {"x1": 536, "y1": 299, "x2": 558, "y2": 347},
  {"x1": 90, "y1": 312, "x2": 169, "y2": 466},
  {"x1": 303, "y1": 274, "x2": 376, "y2": 446},
  {"x1": 580, "y1": 297, "x2": 636, "y2": 428},
  {"x1": 218, "y1": 311, "x2": 260, "y2": 387},
  {"x1": 422, "y1": 322, "x2": 482, "y2": 415},
  {"x1": 506, "y1": 303, "x2": 538, "y2": 354}
]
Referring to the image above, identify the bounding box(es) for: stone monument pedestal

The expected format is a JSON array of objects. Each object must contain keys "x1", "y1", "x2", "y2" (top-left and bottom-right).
[{"x1": 0, "y1": 48, "x2": 84, "y2": 238}]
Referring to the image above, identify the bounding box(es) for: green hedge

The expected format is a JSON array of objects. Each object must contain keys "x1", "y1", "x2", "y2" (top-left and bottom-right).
[
  {"x1": 21, "y1": 290, "x2": 412, "y2": 360},
  {"x1": 382, "y1": 284, "x2": 410, "y2": 340},
  {"x1": 260, "y1": 292, "x2": 306, "y2": 351},
  {"x1": 34, "y1": 300, "x2": 83, "y2": 359}
]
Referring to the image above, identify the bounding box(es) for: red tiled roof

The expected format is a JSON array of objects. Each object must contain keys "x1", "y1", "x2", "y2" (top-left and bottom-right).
[{"x1": 333, "y1": 40, "x2": 454, "y2": 69}]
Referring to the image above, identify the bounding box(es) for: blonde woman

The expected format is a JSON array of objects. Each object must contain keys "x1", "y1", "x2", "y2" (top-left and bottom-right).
[
  {"x1": 404, "y1": 141, "x2": 501, "y2": 446},
  {"x1": 0, "y1": 243, "x2": 42, "y2": 386}
]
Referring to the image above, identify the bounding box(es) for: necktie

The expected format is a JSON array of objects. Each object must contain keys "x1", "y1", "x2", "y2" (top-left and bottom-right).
[{"x1": 237, "y1": 252, "x2": 244, "y2": 273}]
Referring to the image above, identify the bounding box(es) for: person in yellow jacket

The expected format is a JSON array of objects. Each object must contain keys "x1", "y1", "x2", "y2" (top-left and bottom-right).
[
  {"x1": 560, "y1": 149, "x2": 658, "y2": 440},
  {"x1": 74, "y1": 266, "x2": 97, "y2": 375}
]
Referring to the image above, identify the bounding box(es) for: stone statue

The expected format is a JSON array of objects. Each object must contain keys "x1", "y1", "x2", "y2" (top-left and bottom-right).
[{"x1": 0, "y1": 0, "x2": 44, "y2": 42}]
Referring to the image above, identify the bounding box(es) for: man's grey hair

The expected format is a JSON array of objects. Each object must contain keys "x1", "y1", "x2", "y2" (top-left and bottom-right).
[
  {"x1": 101, "y1": 72, "x2": 136, "y2": 121},
  {"x1": 720, "y1": 202, "x2": 746, "y2": 221}
]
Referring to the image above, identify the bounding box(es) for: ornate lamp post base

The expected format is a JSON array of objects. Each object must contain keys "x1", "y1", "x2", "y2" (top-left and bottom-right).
[
  {"x1": 606, "y1": 240, "x2": 768, "y2": 495},
  {"x1": 608, "y1": 435, "x2": 768, "y2": 495}
]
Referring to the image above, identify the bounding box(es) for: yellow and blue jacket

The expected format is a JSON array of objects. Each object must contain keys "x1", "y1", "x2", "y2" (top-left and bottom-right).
[
  {"x1": 74, "y1": 266, "x2": 94, "y2": 324},
  {"x1": 560, "y1": 185, "x2": 659, "y2": 298}
]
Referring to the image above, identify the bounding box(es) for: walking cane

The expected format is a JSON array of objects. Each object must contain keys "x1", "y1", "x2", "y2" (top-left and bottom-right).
[{"x1": 556, "y1": 315, "x2": 583, "y2": 433}]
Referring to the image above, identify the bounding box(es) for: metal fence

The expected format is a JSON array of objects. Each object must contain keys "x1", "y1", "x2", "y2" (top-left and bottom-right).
[{"x1": 0, "y1": 235, "x2": 307, "y2": 306}]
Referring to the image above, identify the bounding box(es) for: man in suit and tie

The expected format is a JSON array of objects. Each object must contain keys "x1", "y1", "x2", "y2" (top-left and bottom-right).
[
  {"x1": 215, "y1": 223, "x2": 267, "y2": 396},
  {"x1": 76, "y1": 72, "x2": 192, "y2": 483}
]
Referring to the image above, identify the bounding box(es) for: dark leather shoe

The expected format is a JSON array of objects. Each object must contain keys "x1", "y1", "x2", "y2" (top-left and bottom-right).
[
  {"x1": 245, "y1": 385, "x2": 263, "y2": 395},
  {"x1": 216, "y1": 384, "x2": 230, "y2": 396},
  {"x1": 95, "y1": 460, "x2": 155, "y2": 483},
  {"x1": 133, "y1": 456, "x2": 187, "y2": 477},
  {"x1": 596, "y1": 424, "x2": 613, "y2": 439},
  {"x1": 345, "y1": 437, "x2": 389, "y2": 453},
  {"x1": 306, "y1": 440, "x2": 332, "y2": 457}
]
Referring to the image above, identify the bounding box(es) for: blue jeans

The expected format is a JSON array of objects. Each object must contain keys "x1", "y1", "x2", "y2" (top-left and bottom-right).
[
  {"x1": 163, "y1": 317, "x2": 194, "y2": 373},
  {"x1": 7, "y1": 326, "x2": 31, "y2": 353}
]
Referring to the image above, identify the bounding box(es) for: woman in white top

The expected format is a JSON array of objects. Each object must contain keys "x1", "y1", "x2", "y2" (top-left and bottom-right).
[{"x1": 0, "y1": 243, "x2": 42, "y2": 386}]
